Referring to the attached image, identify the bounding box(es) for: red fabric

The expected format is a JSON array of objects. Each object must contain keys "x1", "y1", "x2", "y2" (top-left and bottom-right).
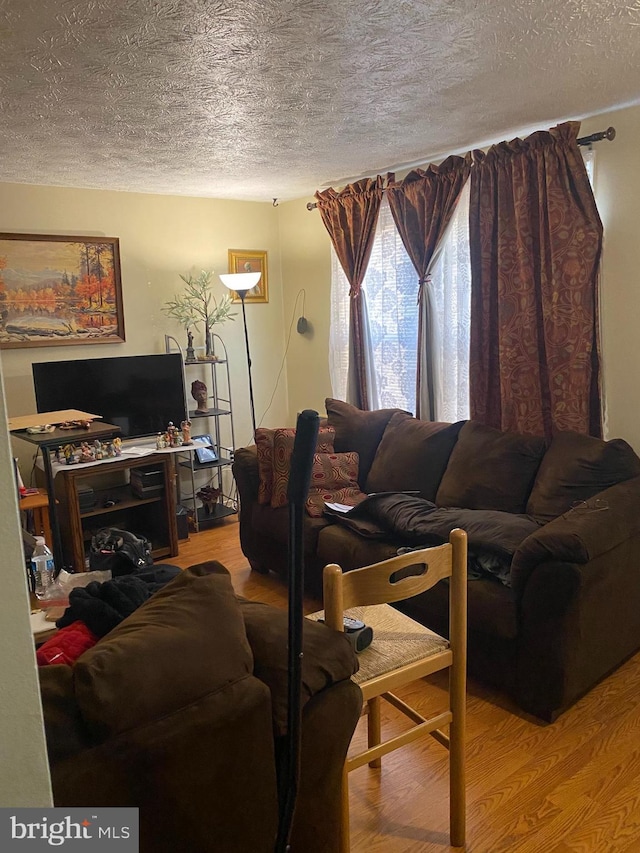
[
  {"x1": 37, "y1": 620, "x2": 100, "y2": 667},
  {"x1": 469, "y1": 121, "x2": 603, "y2": 439}
]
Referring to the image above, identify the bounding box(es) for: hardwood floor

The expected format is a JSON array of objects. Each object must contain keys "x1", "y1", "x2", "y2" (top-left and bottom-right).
[{"x1": 175, "y1": 519, "x2": 640, "y2": 852}]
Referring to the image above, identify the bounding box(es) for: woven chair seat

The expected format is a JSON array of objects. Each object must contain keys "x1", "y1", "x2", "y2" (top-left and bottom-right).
[{"x1": 308, "y1": 604, "x2": 449, "y2": 684}]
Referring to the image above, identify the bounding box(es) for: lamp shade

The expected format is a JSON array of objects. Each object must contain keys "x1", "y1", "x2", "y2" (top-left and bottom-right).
[{"x1": 219, "y1": 272, "x2": 261, "y2": 293}]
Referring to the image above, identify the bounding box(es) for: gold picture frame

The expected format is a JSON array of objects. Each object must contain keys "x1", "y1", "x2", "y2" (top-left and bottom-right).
[
  {"x1": 227, "y1": 249, "x2": 268, "y2": 303},
  {"x1": 0, "y1": 232, "x2": 125, "y2": 348}
]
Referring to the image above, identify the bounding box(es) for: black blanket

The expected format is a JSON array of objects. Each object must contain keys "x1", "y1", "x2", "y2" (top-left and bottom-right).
[
  {"x1": 56, "y1": 565, "x2": 182, "y2": 637},
  {"x1": 326, "y1": 493, "x2": 542, "y2": 585}
]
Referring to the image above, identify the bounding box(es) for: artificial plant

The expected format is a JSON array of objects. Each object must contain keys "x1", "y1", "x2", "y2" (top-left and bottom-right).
[{"x1": 162, "y1": 270, "x2": 236, "y2": 356}]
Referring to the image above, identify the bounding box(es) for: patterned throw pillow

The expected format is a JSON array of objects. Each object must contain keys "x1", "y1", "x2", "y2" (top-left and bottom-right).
[
  {"x1": 305, "y1": 451, "x2": 366, "y2": 518},
  {"x1": 270, "y1": 426, "x2": 336, "y2": 508},
  {"x1": 255, "y1": 427, "x2": 292, "y2": 505}
]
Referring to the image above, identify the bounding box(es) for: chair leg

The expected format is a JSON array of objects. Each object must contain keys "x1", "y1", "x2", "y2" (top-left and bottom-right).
[
  {"x1": 340, "y1": 762, "x2": 350, "y2": 853},
  {"x1": 449, "y1": 686, "x2": 466, "y2": 846},
  {"x1": 367, "y1": 696, "x2": 382, "y2": 769}
]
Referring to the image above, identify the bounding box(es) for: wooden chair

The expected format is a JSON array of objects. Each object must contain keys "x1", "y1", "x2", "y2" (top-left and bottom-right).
[{"x1": 320, "y1": 529, "x2": 467, "y2": 851}]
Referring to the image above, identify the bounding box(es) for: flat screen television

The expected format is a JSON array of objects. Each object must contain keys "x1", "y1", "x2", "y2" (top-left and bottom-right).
[{"x1": 32, "y1": 353, "x2": 187, "y2": 439}]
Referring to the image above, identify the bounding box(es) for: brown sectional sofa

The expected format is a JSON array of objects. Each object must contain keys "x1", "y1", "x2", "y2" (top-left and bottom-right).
[
  {"x1": 233, "y1": 399, "x2": 640, "y2": 721},
  {"x1": 39, "y1": 561, "x2": 362, "y2": 853}
]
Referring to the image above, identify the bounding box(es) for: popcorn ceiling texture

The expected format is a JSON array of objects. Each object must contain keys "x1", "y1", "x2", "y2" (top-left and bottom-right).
[{"x1": 0, "y1": 0, "x2": 639, "y2": 201}]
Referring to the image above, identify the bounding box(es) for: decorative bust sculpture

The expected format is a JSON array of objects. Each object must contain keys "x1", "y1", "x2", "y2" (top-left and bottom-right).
[{"x1": 191, "y1": 379, "x2": 209, "y2": 414}]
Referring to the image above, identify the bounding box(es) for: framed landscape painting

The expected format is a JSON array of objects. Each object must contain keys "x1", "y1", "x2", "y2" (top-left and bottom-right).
[
  {"x1": 0, "y1": 233, "x2": 125, "y2": 349},
  {"x1": 227, "y1": 249, "x2": 268, "y2": 303}
]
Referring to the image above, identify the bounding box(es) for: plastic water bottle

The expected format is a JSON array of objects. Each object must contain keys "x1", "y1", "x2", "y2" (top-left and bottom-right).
[{"x1": 31, "y1": 536, "x2": 55, "y2": 599}]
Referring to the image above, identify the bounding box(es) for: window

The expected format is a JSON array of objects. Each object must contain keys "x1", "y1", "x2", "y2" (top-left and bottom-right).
[
  {"x1": 329, "y1": 149, "x2": 594, "y2": 418},
  {"x1": 330, "y1": 192, "x2": 471, "y2": 419}
]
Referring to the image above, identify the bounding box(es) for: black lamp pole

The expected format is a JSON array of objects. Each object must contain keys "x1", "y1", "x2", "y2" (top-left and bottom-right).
[{"x1": 239, "y1": 291, "x2": 256, "y2": 437}]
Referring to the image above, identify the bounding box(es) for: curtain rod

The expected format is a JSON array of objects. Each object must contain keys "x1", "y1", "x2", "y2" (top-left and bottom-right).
[{"x1": 306, "y1": 126, "x2": 616, "y2": 210}]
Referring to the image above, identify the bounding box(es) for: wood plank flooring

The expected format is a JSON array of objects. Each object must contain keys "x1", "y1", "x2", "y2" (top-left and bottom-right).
[{"x1": 174, "y1": 519, "x2": 640, "y2": 852}]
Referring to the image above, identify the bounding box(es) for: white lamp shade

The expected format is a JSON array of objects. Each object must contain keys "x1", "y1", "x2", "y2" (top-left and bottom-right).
[{"x1": 219, "y1": 272, "x2": 261, "y2": 293}]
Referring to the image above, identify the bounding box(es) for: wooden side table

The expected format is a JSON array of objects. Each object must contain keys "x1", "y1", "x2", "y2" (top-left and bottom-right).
[{"x1": 20, "y1": 488, "x2": 53, "y2": 545}]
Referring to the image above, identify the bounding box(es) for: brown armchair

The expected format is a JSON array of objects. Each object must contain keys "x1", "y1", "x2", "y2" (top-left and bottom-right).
[{"x1": 39, "y1": 562, "x2": 362, "y2": 853}]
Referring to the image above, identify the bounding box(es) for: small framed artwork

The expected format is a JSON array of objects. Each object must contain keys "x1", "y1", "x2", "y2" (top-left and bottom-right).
[
  {"x1": 227, "y1": 249, "x2": 269, "y2": 303},
  {"x1": 0, "y1": 233, "x2": 125, "y2": 349},
  {"x1": 193, "y1": 434, "x2": 219, "y2": 465}
]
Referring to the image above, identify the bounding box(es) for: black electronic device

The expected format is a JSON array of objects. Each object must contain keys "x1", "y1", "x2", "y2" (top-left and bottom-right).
[
  {"x1": 342, "y1": 616, "x2": 374, "y2": 653},
  {"x1": 192, "y1": 434, "x2": 218, "y2": 465},
  {"x1": 319, "y1": 615, "x2": 374, "y2": 653},
  {"x1": 32, "y1": 353, "x2": 187, "y2": 440}
]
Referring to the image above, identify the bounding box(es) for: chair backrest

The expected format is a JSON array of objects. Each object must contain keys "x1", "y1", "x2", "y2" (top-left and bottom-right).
[{"x1": 323, "y1": 529, "x2": 467, "y2": 634}]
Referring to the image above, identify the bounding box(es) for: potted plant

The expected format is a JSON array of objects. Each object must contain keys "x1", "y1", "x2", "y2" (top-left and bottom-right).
[{"x1": 162, "y1": 270, "x2": 236, "y2": 359}]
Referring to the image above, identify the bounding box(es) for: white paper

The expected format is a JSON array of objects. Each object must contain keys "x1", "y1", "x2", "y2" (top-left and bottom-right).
[{"x1": 324, "y1": 502, "x2": 354, "y2": 514}]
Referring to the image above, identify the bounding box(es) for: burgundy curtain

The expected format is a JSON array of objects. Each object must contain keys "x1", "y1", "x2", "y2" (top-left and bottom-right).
[
  {"x1": 387, "y1": 156, "x2": 471, "y2": 418},
  {"x1": 315, "y1": 177, "x2": 384, "y2": 409},
  {"x1": 469, "y1": 121, "x2": 603, "y2": 439}
]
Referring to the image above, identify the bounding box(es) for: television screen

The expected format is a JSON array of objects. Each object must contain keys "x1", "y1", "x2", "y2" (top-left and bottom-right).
[{"x1": 32, "y1": 353, "x2": 187, "y2": 439}]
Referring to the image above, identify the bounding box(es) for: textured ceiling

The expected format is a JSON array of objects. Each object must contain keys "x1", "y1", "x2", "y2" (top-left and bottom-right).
[{"x1": 1, "y1": 0, "x2": 639, "y2": 202}]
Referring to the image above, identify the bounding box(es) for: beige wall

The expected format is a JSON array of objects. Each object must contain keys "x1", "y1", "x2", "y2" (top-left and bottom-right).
[
  {"x1": 277, "y1": 198, "x2": 332, "y2": 422},
  {"x1": 580, "y1": 105, "x2": 640, "y2": 446},
  {"x1": 280, "y1": 104, "x2": 640, "y2": 450},
  {"x1": 0, "y1": 357, "x2": 52, "y2": 805},
  {"x1": 0, "y1": 182, "x2": 290, "y2": 459}
]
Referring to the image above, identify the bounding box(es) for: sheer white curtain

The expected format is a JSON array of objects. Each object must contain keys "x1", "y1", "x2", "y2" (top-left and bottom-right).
[
  {"x1": 427, "y1": 180, "x2": 471, "y2": 421},
  {"x1": 330, "y1": 197, "x2": 418, "y2": 411}
]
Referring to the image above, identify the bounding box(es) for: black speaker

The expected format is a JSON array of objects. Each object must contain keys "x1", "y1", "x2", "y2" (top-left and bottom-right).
[{"x1": 176, "y1": 505, "x2": 190, "y2": 540}]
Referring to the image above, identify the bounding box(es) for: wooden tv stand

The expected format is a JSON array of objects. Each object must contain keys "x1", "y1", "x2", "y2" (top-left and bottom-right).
[{"x1": 52, "y1": 453, "x2": 178, "y2": 571}]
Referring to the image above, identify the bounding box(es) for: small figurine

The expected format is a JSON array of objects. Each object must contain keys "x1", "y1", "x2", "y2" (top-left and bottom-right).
[
  {"x1": 181, "y1": 419, "x2": 192, "y2": 445},
  {"x1": 186, "y1": 329, "x2": 195, "y2": 363},
  {"x1": 63, "y1": 443, "x2": 76, "y2": 464},
  {"x1": 191, "y1": 379, "x2": 209, "y2": 414},
  {"x1": 113, "y1": 437, "x2": 122, "y2": 456},
  {"x1": 156, "y1": 432, "x2": 166, "y2": 450},
  {"x1": 166, "y1": 421, "x2": 179, "y2": 447}
]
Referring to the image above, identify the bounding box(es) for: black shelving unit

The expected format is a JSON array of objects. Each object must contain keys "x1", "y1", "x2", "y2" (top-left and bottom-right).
[{"x1": 165, "y1": 333, "x2": 238, "y2": 531}]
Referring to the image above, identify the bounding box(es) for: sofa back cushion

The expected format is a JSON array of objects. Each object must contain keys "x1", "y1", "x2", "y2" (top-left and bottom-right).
[
  {"x1": 270, "y1": 426, "x2": 335, "y2": 508},
  {"x1": 325, "y1": 398, "x2": 409, "y2": 487},
  {"x1": 365, "y1": 413, "x2": 464, "y2": 501},
  {"x1": 73, "y1": 563, "x2": 253, "y2": 738},
  {"x1": 436, "y1": 420, "x2": 547, "y2": 513},
  {"x1": 526, "y1": 430, "x2": 640, "y2": 523}
]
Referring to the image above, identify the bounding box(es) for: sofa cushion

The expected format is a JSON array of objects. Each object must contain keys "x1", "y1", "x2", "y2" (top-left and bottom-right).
[
  {"x1": 325, "y1": 398, "x2": 409, "y2": 487},
  {"x1": 365, "y1": 413, "x2": 464, "y2": 500},
  {"x1": 306, "y1": 451, "x2": 365, "y2": 517},
  {"x1": 73, "y1": 562, "x2": 253, "y2": 737},
  {"x1": 526, "y1": 430, "x2": 640, "y2": 523},
  {"x1": 271, "y1": 426, "x2": 335, "y2": 508},
  {"x1": 436, "y1": 421, "x2": 546, "y2": 513},
  {"x1": 317, "y1": 524, "x2": 519, "y2": 640},
  {"x1": 238, "y1": 598, "x2": 359, "y2": 737},
  {"x1": 252, "y1": 502, "x2": 332, "y2": 549}
]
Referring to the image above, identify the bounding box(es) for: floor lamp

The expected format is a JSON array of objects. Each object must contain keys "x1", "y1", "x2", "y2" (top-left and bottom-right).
[{"x1": 220, "y1": 271, "x2": 261, "y2": 438}]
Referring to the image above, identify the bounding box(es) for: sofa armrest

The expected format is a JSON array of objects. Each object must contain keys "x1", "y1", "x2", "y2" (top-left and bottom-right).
[
  {"x1": 233, "y1": 446, "x2": 260, "y2": 504},
  {"x1": 238, "y1": 598, "x2": 359, "y2": 737},
  {"x1": 511, "y1": 475, "x2": 640, "y2": 596}
]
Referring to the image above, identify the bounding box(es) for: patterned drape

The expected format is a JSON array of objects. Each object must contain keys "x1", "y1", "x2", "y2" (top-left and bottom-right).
[
  {"x1": 386, "y1": 156, "x2": 471, "y2": 418},
  {"x1": 315, "y1": 177, "x2": 385, "y2": 409},
  {"x1": 469, "y1": 121, "x2": 603, "y2": 439}
]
